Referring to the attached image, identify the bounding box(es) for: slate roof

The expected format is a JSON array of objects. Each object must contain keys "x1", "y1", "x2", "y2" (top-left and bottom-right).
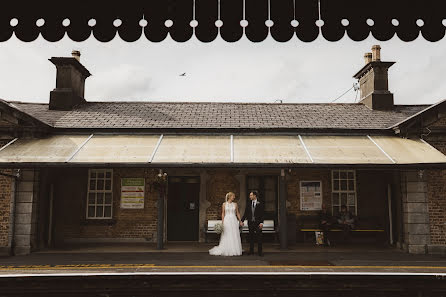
[{"x1": 4, "y1": 100, "x2": 429, "y2": 131}]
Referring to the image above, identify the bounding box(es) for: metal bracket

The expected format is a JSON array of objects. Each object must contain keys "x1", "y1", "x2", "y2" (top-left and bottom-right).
[{"x1": 0, "y1": 169, "x2": 20, "y2": 179}]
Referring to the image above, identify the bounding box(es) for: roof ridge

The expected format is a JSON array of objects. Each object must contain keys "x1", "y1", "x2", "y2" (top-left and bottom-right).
[{"x1": 6, "y1": 100, "x2": 49, "y2": 105}]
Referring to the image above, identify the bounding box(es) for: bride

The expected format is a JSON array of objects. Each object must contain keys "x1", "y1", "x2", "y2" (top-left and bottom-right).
[{"x1": 209, "y1": 192, "x2": 243, "y2": 256}]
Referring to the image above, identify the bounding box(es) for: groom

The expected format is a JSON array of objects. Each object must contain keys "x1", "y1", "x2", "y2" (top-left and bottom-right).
[{"x1": 241, "y1": 190, "x2": 264, "y2": 256}]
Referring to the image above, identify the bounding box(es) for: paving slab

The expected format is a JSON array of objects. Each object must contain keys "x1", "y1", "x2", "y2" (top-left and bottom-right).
[{"x1": 1, "y1": 243, "x2": 446, "y2": 275}]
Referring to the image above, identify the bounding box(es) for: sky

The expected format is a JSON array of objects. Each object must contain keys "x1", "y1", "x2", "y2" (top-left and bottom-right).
[{"x1": 1, "y1": 33, "x2": 446, "y2": 105}]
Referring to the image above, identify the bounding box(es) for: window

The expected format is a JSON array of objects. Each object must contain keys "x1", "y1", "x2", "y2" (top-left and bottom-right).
[
  {"x1": 331, "y1": 169, "x2": 357, "y2": 216},
  {"x1": 247, "y1": 176, "x2": 278, "y2": 221},
  {"x1": 87, "y1": 169, "x2": 113, "y2": 219}
]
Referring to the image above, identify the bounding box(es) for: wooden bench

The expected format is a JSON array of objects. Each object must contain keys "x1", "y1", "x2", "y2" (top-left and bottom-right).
[
  {"x1": 205, "y1": 220, "x2": 276, "y2": 243},
  {"x1": 300, "y1": 228, "x2": 385, "y2": 242},
  {"x1": 297, "y1": 215, "x2": 386, "y2": 243}
]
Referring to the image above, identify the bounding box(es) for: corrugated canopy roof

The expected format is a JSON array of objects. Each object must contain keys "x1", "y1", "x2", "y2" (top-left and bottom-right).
[{"x1": 1, "y1": 134, "x2": 445, "y2": 166}]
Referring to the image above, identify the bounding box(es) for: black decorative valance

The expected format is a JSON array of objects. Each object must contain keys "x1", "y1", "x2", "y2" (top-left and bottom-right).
[{"x1": 0, "y1": 0, "x2": 445, "y2": 42}]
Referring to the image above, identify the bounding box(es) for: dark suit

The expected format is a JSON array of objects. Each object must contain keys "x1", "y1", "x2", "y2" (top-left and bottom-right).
[{"x1": 241, "y1": 200, "x2": 265, "y2": 255}]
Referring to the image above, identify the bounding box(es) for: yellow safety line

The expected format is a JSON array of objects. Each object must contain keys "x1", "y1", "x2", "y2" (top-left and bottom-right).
[
  {"x1": 0, "y1": 264, "x2": 156, "y2": 270},
  {"x1": 0, "y1": 264, "x2": 446, "y2": 270},
  {"x1": 150, "y1": 265, "x2": 446, "y2": 269}
]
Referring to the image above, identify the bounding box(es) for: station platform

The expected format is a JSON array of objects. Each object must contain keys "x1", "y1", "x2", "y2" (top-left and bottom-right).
[{"x1": 1, "y1": 243, "x2": 446, "y2": 275}]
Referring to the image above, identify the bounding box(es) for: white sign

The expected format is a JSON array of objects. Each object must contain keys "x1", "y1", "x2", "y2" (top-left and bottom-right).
[
  {"x1": 300, "y1": 181, "x2": 322, "y2": 211},
  {"x1": 121, "y1": 178, "x2": 145, "y2": 209}
]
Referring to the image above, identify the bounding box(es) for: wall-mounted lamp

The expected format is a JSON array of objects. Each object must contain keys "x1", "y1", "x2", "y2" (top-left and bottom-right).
[
  {"x1": 158, "y1": 169, "x2": 167, "y2": 178},
  {"x1": 418, "y1": 170, "x2": 424, "y2": 180}
]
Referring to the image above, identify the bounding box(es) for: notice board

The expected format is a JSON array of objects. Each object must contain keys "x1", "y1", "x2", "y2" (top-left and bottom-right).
[
  {"x1": 121, "y1": 178, "x2": 145, "y2": 209},
  {"x1": 300, "y1": 181, "x2": 322, "y2": 211}
]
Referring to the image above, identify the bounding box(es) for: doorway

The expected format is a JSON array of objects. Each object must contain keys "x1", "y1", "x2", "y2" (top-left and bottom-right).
[
  {"x1": 167, "y1": 176, "x2": 200, "y2": 241},
  {"x1": 246, "y1": 175, "x2": 278, "y2": 223}
]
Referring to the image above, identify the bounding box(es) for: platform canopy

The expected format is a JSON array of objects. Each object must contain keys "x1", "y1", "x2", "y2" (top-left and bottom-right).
[{"x1": 0, "y1": 134, "x2": 445, "y2": 167}]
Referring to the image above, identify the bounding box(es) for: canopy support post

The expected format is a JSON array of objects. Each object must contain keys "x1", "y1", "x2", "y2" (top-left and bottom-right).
[{"x1": 279, "y1": 169, "x2": 288, "y2": 250}]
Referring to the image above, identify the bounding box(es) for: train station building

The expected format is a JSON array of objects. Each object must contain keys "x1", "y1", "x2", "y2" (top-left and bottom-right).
[{"x1": 1, "y1": 46, "x2": 446, "y2": 256}]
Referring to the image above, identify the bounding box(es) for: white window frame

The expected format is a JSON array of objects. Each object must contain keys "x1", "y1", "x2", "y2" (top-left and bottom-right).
[
  {"x1": 331, "y1": 169, "x2": 357, "y2": 215},
  {"x1": 86, "y1": 169, "x2": 113, "y2": 219}
]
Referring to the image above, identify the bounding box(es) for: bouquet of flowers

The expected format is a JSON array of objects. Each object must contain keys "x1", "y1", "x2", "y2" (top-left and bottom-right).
[{"x1": 214, "y1": 222, "x2": 224, "y2": 234}]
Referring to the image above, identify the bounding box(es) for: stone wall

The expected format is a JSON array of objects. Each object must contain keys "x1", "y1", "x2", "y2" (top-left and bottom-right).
[
  {"x1": 13, "y1": 169, "x2": 40, "y2": 255},
  {"x1": 401, "y1": 170, "x2": 430, "y2": 254}
]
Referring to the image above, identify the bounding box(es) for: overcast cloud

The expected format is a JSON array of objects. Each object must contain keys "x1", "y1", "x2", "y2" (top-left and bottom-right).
[{"x1": 1, "y1": 33, "x2": 446, "y2": 105}]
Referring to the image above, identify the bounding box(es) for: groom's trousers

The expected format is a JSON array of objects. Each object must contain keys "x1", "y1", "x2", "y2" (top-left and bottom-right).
[{"x1": 248, "y1": 221, "x2": 263, "y2": 254}]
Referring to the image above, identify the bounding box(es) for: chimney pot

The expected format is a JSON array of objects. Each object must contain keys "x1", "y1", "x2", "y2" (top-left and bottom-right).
[
  {"x1": 364, "y1": 52, "x2": 372, "y2": 64},
  {"x1": 371, "y1": 45, "x2": 381, "y2": 61},
  {"x1": 71, "y1": 50, "x2": 81, "y2": 62}
]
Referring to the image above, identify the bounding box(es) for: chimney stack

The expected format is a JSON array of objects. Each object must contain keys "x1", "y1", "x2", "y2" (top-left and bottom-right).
[
  {"x1": 71, "y1": 50, "x2": 81, "y2": 62},
  {"x1": 353, "y1": 45, "x2": 394, "y2": 110},
  {"x1": 49, "y1": 51, "x2": 91, "y2": 110},
  {"x1": 364, "y1": 52, "x2": 372, "y2": 64}
]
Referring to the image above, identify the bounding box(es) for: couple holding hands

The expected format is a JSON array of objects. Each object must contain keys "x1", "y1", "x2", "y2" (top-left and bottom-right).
[{"x1": 209, "y1": 190, "x2": 264, "y2": 257}]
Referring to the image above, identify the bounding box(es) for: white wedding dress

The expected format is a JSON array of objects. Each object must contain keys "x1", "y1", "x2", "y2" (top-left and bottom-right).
[{"x1": 209, "y1": 202, "x2": 242, "y2": 256}]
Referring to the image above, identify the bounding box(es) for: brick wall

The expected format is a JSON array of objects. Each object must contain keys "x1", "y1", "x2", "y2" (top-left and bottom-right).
[
  {"x1": 54, "y1": 168, "x2": 159, "y2": 242},
  {"x1": 425, "y1": 118, "x2": 446, "y2": 249},
  {"x1": 286, "y1": 168, "x2": 391, "y2": 231},
  {"x1": 0, "y1": 140, "x2": 13, "y2": 250},
  {"x1": 0, "y1": 169, "x2": 12, "y2": 248},
  {"x1": 51, "y1": 167, "x2": 392, "y2": 243},
  {"x1": 286, "y1": 169, "x2": 332, "y2": 217},
  {"x1": 206, "y1": 170, "x2": 240, "y2": 220},
  {"x1": 425, "y1": 117, "x2": 446, "y2": 154},
  {"x1": 426, "y1": 169, "x2": 446, "y2": 245}
]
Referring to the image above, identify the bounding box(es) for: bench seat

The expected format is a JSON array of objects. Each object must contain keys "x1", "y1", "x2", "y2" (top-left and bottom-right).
[
  {"x1": 300, "y1": 228, "x2": 385, "y2": 243},
  {"x1": 300, "y1": 228, "x2": 384, "y2": 232},
  {"x1": 205, "y1": 219, "x2": 276, "y2": 242}
]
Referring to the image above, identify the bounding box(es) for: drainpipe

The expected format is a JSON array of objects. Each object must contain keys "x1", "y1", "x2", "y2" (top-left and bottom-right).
[
  {"x1": 0, "y1": 169, "x2": 20, "y2": 256},
  {"x1": 157, "y1": 190, "x2": 164, "y2": 250}
]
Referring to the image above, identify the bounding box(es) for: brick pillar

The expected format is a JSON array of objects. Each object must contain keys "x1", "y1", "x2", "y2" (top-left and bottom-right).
[
  {"x1": 0, "y1": 170, "x2": 14, "y2": 256},
  {"x1": 426, "y1": 169, "x2": 446, "y2": 255},
  {"x1": 13, "y1": 169, "x2": 39, "y2": 255},
  {"x1": 401, "y1": 170, "x2": 430, "y2": 254}
]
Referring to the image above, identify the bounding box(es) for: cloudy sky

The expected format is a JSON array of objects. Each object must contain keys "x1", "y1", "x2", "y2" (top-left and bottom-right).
[{"x1": 1, "y1": 33, "x2": 446, "y2": 105}]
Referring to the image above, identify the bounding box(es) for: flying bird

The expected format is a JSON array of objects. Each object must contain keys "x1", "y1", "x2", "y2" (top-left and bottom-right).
[{"x1": 179, "y1": 72, "x2": 186, "y2": 76}]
